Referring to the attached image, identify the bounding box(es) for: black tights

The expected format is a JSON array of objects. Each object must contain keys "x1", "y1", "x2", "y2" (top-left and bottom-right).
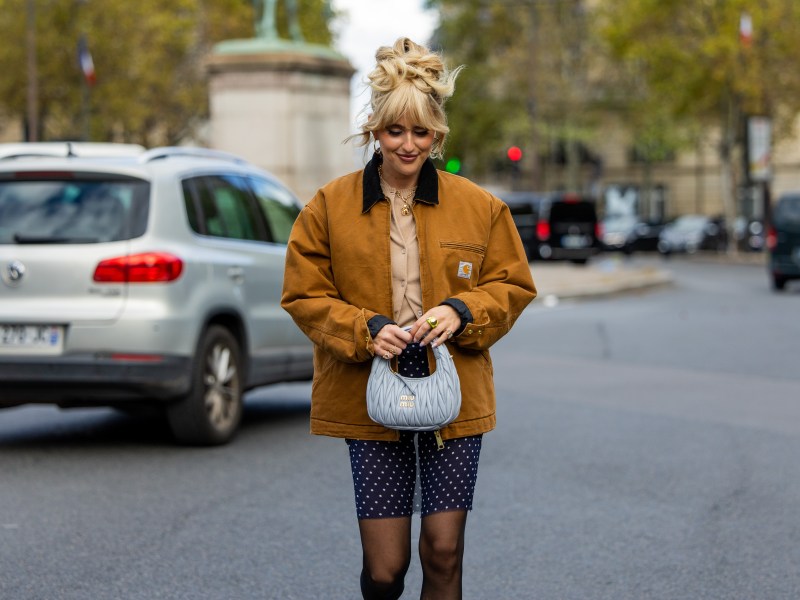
[{"x1": 358, "y1": 510, "x2": 468, "y2": 600}]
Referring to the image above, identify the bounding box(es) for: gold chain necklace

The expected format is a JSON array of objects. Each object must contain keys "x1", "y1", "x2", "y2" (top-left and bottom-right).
[{"x1": 379, "y1": 164, "x2": 417, "y2": 216}]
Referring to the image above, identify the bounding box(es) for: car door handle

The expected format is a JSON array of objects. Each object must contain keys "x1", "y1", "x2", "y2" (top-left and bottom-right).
[{"x1": 227, "y1": 266, "x2": 245, "y2": 283}]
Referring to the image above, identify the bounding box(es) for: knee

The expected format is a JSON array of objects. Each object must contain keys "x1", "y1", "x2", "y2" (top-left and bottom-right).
[
  {"x1": 419, "y1": 534, "x2": 463, "y2": 577},
  {"x1": 363, "y1": 561, "x2": 409, "y2": 587},
  {"x1": 361, "y1": 564, "x2": 408, "y2": 600}
]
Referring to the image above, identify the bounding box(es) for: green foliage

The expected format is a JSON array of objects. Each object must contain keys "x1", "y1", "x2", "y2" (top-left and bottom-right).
[
  {"x1": 428, "y1": 0, "x2": 603, "y2": 185},
  {"x1": 598, "y1": 0, "x2": 800, "y2": 138},
  {"x1": 0, "y1": 0, "x2": 334, "y2": 145}
]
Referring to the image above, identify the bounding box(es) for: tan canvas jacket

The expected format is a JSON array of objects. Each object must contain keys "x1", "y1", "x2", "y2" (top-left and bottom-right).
[{"x1": 281, "y1": 157, "x2": 537, "y2": 441}]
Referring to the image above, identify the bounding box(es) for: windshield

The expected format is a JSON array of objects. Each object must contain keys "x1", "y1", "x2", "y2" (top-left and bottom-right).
[
  {"x1": 774, "y1": 196, "x2": 800, "y2": 225},
  {"x1": 0, "y1": 178, "x2": 150, "y2": 244}
]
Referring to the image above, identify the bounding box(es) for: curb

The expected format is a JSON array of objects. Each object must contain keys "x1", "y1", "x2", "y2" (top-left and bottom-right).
[
  {"x1": 530, "y1": 259, "x2": 674, "y2": 301},
  {"x1": 529, "y1": 250, "x2": 768, "y2": 301}
]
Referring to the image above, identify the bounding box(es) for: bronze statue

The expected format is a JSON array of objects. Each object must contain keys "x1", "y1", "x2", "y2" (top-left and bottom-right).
[{"x1": 254, "y1": 0, "x2": 304, "y2": 42}]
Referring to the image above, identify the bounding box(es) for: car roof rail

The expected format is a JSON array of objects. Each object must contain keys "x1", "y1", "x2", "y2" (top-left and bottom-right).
[
  {"x1": 139, "y1": 146, "x2": 249, "y2": 165},
  {"x1": 0, "y1": 142, "x2": 145, "y2": 160}
]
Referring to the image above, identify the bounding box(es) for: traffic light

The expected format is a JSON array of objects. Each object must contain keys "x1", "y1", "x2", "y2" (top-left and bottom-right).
[{"x1": 445, "y1": 157, "x2": 461, "y2": 174}]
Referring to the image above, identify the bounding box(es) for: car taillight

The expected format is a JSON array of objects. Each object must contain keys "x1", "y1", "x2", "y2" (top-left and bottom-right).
[
  {"x1": 595, "y1": 222, "x2": 603, "y2": 238},
  {"x1": 536, "y1": 220, "x2": 551, "y2": 241},
  {"x1": 766, "y1": 226, "x2": 777, "y2": 251},
  {"x1": 93, "y1": 252, "x2": 183, "y2": 283}
]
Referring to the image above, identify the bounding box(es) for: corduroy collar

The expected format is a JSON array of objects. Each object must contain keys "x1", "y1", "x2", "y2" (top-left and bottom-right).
[{"x1": 362, "y1": 152, "x2": 439, "y2": 213}]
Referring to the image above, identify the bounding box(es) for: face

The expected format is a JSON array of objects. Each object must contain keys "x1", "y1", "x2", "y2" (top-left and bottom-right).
[{"x1": 374, "y1": 114, "x2": 436, "y2": 189}]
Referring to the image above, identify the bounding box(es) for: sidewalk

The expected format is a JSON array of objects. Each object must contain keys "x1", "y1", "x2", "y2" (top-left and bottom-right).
[
  {"x1": 530, "y1": 251, "x2": 766, "y2": 301},
  {"x1": 531, "y1": 257, "x2": 673, "y2": 301}
]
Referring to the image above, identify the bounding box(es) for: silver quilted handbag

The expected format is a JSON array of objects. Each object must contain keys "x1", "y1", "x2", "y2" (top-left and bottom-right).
[{"x1": 366, "y1": 343, "x2": 461, "y2": 431}]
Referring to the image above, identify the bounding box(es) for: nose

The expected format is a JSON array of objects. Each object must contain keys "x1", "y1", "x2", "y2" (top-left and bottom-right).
[{"x1": 400, "y1": 131, "x2": 415, "y2": 151}]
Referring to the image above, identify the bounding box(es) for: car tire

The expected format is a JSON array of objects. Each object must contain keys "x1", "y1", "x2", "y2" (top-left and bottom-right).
[{"x1": 167, "y1": 325, "x2": 243, "y2": 446}]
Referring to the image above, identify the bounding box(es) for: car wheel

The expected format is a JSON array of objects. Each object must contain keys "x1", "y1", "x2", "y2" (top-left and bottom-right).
[
  {"x1": 167, "y1": 325, "x2": 243, "y2": 445},
  {"x1": 772, "y1": 275, "x2": 787, "y2": 291}
]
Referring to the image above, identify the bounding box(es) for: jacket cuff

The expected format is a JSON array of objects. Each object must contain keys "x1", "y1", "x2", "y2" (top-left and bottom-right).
[
  {"x1": 367, "y1": 315, "x2": 396, "y2": 338},
  {"x1": 441, "y1": 298, "x2": 473, "y2": 336}
]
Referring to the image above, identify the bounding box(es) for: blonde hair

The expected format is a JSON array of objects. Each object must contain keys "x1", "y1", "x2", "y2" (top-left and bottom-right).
[{"x1": 350, "y1": 37, "x2": 463, "y2": 159}]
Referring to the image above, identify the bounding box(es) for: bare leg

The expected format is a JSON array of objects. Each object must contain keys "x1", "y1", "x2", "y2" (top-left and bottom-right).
[
  {"x1": 257, "y1": 0, "x2": 278, "y2": 40},
  {"x1": 286, "y1": 0, "x2": 305, "y2": 42},
  {"x1": 419, "y1": 510, "x2": 468, "y2": 600},
  {"x1": 358, "y1": 516, "x2": 412, "y2": 600}
]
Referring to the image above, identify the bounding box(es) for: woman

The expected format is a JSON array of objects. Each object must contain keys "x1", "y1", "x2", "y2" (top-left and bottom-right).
[{"x1": 282, "y1": 37, "x2": 536, "y2": 599}]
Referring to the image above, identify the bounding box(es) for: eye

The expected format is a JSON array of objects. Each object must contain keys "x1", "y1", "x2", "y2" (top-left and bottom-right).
[
  {"x1": 414, "y1": 129, "x2": 430, "y2": 137},
  {"x1": 387, "y1": 129, "x2": 403, "y2": 137}
]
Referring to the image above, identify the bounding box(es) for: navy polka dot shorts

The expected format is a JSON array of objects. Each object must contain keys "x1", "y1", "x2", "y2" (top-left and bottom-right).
[{"x1": 347, "y1": 341, "x2": 482, "y2": 519}]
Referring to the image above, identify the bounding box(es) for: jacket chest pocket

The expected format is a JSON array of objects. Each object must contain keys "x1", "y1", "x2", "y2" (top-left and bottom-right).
[{"x1": 436, "y1": 240, "x2": 487, "y2": 290}]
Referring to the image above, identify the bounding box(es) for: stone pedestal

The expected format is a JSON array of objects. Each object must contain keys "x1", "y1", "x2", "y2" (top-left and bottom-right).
[{"x1": 207, "y1": 40, "x2": 356, "y2": 202}]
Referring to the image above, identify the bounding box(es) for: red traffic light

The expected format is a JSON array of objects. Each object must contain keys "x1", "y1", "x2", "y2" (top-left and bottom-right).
[{"x1": 507, "y1": 146, "x2": 522, "y2": 162}]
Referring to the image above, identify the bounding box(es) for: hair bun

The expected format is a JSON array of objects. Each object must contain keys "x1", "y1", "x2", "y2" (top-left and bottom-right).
[{"x1": 371, "y1": 37, "x2": 451, "y2": 101}]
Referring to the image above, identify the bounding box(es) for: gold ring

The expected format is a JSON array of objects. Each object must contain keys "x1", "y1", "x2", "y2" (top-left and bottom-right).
[
  {"x1": 446, "y1": 330, "x2": 453, "y2": 339},
  {"x1": 426, "y1": 317, "x2": 438, "y2": 329},
  {"x1": 383, "y1": 352, "x2": 391, "y2": 360}
]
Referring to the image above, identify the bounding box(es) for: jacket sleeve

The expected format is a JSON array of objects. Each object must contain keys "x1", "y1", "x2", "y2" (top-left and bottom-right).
[
  {"x1": 281, "y1": 195, "x2": 377, "y2": 363},
  {"x1": 448, "y1": 198, "x2": 537, "y2": 350}
]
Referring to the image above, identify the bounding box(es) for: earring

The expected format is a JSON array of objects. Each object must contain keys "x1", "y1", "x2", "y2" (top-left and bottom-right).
[{"x1": 373, "y1": 140, "x2": 381, "y2": 155}]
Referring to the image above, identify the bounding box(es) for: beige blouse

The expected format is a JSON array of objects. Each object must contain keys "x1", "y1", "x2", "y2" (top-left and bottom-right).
[{"x1": 380, "y1": 179, "x2": 424, "y2": 327}]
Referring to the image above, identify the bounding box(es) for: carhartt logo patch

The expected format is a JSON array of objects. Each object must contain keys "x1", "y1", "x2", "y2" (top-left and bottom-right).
[{"x1": 457, "y1": 261, "x2": 473, "y2": 279}]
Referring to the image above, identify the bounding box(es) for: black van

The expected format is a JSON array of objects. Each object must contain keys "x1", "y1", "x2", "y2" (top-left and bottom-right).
[
  {"x1": 767, "y1": 192, "x2": 800, "y2": 290},
  {"x1": 501, "y1": 191, "x2": 600, "y2": 264}
]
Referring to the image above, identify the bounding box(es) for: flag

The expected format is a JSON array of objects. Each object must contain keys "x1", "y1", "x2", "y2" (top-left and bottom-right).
[
  {"x1": 77, "y1": 35, "x2": 96, "y2": 86},
  {"x1": 739, "y1": 12, "x2": 753, "y2": 48}
]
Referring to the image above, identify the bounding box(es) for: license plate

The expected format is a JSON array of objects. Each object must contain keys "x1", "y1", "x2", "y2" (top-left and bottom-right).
[
  {"x1": 0, "y1": 324, "x2": 64, "y2": 355},
  {"x1": 562, "y1": 234, "x2": 589, "y2": 249}
]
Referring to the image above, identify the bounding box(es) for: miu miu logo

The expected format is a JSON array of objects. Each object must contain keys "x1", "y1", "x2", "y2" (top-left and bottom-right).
[{"x1": 399, "y1": 394, "x2": 415, "y2": 408}]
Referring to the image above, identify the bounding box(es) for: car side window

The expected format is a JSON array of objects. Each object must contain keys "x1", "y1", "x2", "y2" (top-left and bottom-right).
[
  {"x1": 248, "y1": 176, "x2": 300, "y2": 245},
  {"x1": 775, "y1": 196, "x2": 800, "y2": 225},
  {"x1": 186, "y1": 175, "x2": 267, "y2": 242},
  {"x1": 182, "y1": 180, "x2": 201, "y2": 234}
]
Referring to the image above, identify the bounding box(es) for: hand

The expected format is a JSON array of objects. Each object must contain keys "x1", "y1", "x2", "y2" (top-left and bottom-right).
[
  {"x1": 409, "y1": 305, "x2": 460, "y2": 348},
  {"x1": 373, "y1": 324, "x2": 413, "y2": 360}
]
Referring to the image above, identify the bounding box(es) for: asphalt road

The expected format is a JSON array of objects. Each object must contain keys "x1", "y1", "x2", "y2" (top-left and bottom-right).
[{"x1": 1, "y1": 257, "x2": 799, "y2": 599}]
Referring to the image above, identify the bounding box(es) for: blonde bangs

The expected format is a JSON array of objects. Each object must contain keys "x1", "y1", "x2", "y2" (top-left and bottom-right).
[{"x1": 371, "y1": 82, "x2": 448, "y2": 136}]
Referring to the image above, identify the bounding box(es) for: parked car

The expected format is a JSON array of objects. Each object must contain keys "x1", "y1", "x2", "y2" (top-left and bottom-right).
[
  {"x1": 501, "y1": 191, "x2": 600, "y2": 264},
  {"x1": 0, "y1": 142, "x2": 313, "y2": 445},
  {"x1": 767, "y1": 192, "x2": 800, "y2": 290},
  {"x1": 601, "y1": 214, "x2": 663, "y2": 254},
  {"x1": 657, "y1": 214, "x2": 727, "y2": 255}
]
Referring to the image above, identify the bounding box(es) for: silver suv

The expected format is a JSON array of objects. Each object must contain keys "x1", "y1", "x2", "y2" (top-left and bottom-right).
[{"x1": 0, "y1": 143, "x2": 313, "y2": 445}]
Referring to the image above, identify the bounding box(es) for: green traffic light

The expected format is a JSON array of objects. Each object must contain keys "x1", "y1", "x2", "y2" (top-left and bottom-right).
[{"x1": 445, "y1": 157, "x2": 461, "y2": 173}]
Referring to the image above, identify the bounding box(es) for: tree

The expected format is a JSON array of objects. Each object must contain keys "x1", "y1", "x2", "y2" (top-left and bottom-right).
[
  {"x1": 597, "y1": 0, "x2": 800, "y2": 245},
  {"x1": 427, "y1": 0, "x2": 605, "y2": 191},
  {"x1": 0, "y1": 0, "x2": 334, "y2": 145}
]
